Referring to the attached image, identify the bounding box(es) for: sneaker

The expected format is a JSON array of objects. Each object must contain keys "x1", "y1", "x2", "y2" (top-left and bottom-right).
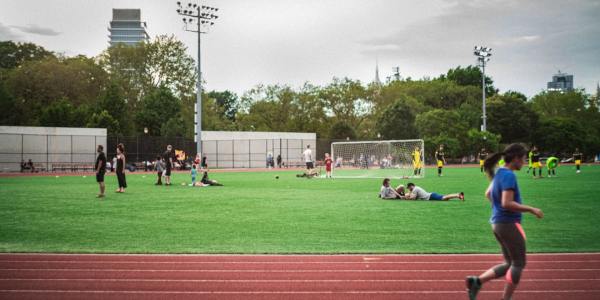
[
  {"x1": 459, "y1": 192, "x2": 465, "y2": 201},
  {"x1": 465, "y1": 276, "x2": 481, "y2": 300},
  {"x1": 576, "y1": 170, "x2": 581, "y2": 173}
]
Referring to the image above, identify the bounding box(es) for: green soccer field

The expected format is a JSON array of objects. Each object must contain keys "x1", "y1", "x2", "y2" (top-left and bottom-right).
[{"x1": 0, "y1": 165, "x2": 599, "y2": 254}]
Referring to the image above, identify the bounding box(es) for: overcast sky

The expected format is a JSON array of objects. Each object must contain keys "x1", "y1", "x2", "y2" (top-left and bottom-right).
[{"x1": 1, "y1": 0, "x2": 599, "y2": 97}]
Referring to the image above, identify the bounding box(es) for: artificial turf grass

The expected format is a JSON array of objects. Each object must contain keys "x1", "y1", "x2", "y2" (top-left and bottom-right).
[{"x1": 0, "y1": 165, "x2": 598, "y2": 254}]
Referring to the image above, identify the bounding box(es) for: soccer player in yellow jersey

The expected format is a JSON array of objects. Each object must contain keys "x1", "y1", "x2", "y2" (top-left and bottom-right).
[
  {"x1": 478, "y1": 148, "x2": 488, "y2": 173},
  {"x1": 573, "y1": 148, "x2": 583, "y2": 174},
  {"x1": 412, "y1": 147, "x2": 423, "y2": 176}
]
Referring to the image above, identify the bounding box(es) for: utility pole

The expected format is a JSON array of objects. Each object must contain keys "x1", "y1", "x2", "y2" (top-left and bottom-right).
[
  {"x1": 473, "y1": 46, "x2": 492, "y2": 132},
  {"x1": 176, "y1": 1, "x2": 219, "y2": 155}
]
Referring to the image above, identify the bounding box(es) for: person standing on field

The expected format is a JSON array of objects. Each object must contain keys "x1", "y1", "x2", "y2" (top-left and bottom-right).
[
  {"x1": 465, "y1": 143, "x2": 544, "y2": 300},
  {"x1": 303, "y1": 145, "x2": 313, "y2": 171},
  {"x1": 163, "y1": 145, "x2": 173, "y2": 186},
  {"x1": 95, "y1": 145, "x2": 106, "y2": 198},
  {"x1": 115, "y1": 143, "x2": 127, "y2": 193}
]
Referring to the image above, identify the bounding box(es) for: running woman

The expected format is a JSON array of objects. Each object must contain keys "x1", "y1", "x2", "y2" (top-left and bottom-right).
[
  {"x1": 573, "y1": 148, "x2": 583, "y2": 173},
  {"x1": 435, "y1": 144, "x2": 446, "y2": 176},
  {"x1": 115, "y1": 143, "x2": 127, "y2": 193},
  {"x1": 465, "y1": 143, "x2": 544, "y2": 300},
  {"x1": 478, "y1": 147, "x2": 488, "y2": 173}
]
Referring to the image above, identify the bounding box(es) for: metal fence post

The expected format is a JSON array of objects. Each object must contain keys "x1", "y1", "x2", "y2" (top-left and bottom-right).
[
  {"x1": 232, "y1": 140, "x2": 235, "y2": 168},
  {"x1": 248, "y1": 139, "x2": 251, "y2": 168},
  {"x1": 46, "y1": 135, "x2": 49, "y2": 171},
  {"x1": 216, "y1": 141, "x2": 219, "y2": 168}
]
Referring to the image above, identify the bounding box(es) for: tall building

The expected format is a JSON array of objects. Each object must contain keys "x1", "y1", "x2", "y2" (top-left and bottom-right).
[
  {"x1": 547, "y1": 71, "x2": 574, "y2": 92},
  {"x1": 373, "y1": 59, "x2": 382, "y2": 86},
  {"x1": 108, "y1": 9, "x2": 149, "y2": 46}
]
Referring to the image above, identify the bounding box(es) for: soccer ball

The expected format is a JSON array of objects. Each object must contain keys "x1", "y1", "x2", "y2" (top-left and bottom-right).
[
  {"x1": 275, "y1": 176, "x2": 279, "y2": 179},
  {"x1": 82, "y1": 176, "x2": 87, "y2": 178}
]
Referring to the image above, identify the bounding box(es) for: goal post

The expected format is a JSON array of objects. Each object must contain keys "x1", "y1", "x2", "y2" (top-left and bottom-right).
[{"x1": 330, "y1": 139, "x2": 425, "y2": 179}]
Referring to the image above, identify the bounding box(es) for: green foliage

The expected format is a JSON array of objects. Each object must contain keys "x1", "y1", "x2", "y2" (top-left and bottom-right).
[
  {"x1": 135, "y1": 86, "x2": 181, "y2": 136},
  {"x1": 329, "y1": 121, "x2": 357, "y2": 140},
  {"x1": 0, "y1": 41, "x2": 54, "y2": 69},
  {"x1": 533, "y1": 117, "x2": 587, "y2": 155},
  {"x1": 486, "y1": 92, "x2": 538, "y2": 143},
  {"x1": 376, "y1": 97, "x2": 418, "y2": 140},
  {"x1": 206, "y1": 90, "x2": 238, "y2": 121},
  {"x1": 87, "y1": 110, "x2": 120, "y2": 135},
  {"x1": 466, "y1": 129, "x2": 501, "y2": 154},
  {"x1": 161, "y1": 116, "x2": 187, "y2": 137},
  {"x1": 38, "y1": 99, "x2": 78, "y2": 127},
  {"x1": 442, "y1": 65, "x2": 497, "y2": 96}
]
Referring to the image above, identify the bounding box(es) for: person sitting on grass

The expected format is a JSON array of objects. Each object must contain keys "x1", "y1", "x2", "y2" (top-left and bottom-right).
[
  {"x1": 379, "y1": 178, "x2": 405, "y2": 200},
  {"x1": 404, "y1": 183, "x2": 464, "y2": 201},
  {"x1": 201, "y1": 169, "x2": 223, "y2": 186}
]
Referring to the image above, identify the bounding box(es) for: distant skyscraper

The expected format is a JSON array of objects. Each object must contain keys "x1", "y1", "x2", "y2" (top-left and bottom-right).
[
  {"x1": 547, "y1": 71, "x2": 574, "y2": 92},
  {"x1": 108, "y1": 9, "x2": 149, "y2": 46}
]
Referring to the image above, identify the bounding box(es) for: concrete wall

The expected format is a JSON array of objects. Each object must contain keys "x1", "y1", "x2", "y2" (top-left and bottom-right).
[
  {"x1": 199, "y1": 131, "x2": 316, "y2": 168},
  {"x1": 0, "y1": 126, "x2": 107, "y2": 172}
]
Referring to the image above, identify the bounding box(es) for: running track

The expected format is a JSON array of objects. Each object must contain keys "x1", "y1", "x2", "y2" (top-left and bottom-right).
[{"x1": 1, "y1": 253, "x2": 599, "y2": 300}]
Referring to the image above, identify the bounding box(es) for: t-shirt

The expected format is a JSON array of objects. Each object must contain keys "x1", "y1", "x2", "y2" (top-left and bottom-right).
[
  {"x1": 489, "y1": 167, "x2": 522, "y2": 224},
  {"x1": 413, "y1": 150, "x2": 421, "y2": 163},
  {"x1": 574, "y1": 153, "x2": 582, "y2": 160},
  {"x1": 410, "y1": 186, "x2": 431, "y2": 200},
  {"x1": 303, "y1": 149, "x2": 312, "y2": 162},
  {"x1": 191, "y1": 167, "x2": 197, "y2": 179},
  {"x1": 379, "y1": 186, "x2": 396, "y2": 199},
  {"x1": 95, "y1": 152, "x2": 106, "y2": 172},
  {"x1": 436, "y1": 151, "x2": 444, "y2": 161},
  {"x1": 479, "y1": 152, "x2": 487, "y2": 160},
  {"x1": 164, "y1": 150, "x2": 173, "y2": 166}
]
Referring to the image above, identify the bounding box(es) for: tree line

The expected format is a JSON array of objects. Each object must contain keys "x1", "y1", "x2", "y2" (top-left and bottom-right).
[{"x1": 1, "y1": 38, "x2": 599, "y2": 160}]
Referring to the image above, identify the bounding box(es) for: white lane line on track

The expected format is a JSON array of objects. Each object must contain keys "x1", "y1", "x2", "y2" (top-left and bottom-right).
[
  {"x1": 2, "y1": 268, "x2": 600, "y2": 272},
  {"x1": 1, "y1": 278, "x2": 599, "y2": 282},
  {"x1": 1, "y1": 253, "x2": 599, "y2": 257},
  {"x1": 3, "y1": 260, "x2": 599, "y2": 264},
  {"x1": 1, "y1": 290, "x2": 600, "y2": 294}
]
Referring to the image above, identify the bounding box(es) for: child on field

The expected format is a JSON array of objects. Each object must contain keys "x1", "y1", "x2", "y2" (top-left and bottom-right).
[
  {"x1": 324, "y1": 153, "x2": 333, "y2": 178},
  {"x1": 155, "y1": 156, "x2": 164, "y2": 185}
]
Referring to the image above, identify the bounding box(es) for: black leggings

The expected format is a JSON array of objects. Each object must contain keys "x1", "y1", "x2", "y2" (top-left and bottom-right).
[
  {"x1": 491, "y1": 223, "x2": 527, "y2": 285},
  {"x1": 117, "y1": 172, "x2": 127, "y2": 188}
]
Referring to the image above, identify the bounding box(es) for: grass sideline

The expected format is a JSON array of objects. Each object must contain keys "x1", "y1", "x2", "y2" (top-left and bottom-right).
[{"x1": 0, "y1": 165, "x2": 598, "y2": 254}]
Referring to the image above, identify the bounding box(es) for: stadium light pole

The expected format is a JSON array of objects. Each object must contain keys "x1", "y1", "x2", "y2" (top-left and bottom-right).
[
  {"x1": 473, "y1": 46, "x2": 492, "y2": 132},
  {"x1": 176, "y1": 1, "x2": 219, "y2": 155}
]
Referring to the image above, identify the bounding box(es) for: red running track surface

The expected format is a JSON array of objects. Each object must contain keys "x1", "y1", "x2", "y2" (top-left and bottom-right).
[{"x1": 0, "y1": 253, "x2": 599, "y2": 300}]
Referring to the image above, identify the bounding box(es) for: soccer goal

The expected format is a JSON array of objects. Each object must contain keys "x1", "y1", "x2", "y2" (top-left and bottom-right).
[{"x1": 330, "y1": 139, "x2": 425, "y2": 179}]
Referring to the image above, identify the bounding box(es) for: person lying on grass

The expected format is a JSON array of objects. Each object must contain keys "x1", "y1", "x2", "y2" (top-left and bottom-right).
[
  {"x1": 296, "y1": 168, "x2": 320, "y2": 178},
  {"x1": 379, "y1": 178, "x2": 406, "y2": 200},
  {"x1": 404, "y1": 183, "x2": 464, "y2": 201}
]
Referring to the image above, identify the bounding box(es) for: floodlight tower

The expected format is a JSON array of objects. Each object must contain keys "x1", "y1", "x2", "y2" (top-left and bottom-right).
[
  {"x1": 473, "y1": 46, "x2": 492, "y2": 132},
  {"x1": 176, "y1": 1, "x2": 219, "y2": 155}
]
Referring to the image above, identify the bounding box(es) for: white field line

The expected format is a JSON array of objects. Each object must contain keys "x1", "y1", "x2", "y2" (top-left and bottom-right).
[{"x1": 2, "y1": 260, "x2": 600, "y2": 264}]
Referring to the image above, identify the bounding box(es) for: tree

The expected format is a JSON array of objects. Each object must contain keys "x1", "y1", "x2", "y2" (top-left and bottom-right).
[
  {"x1": 38, "y1": 99, "x2": 79, "y2": 127},
  {"x1": 87, "y1": 110, "x2": 121, "y2": 135},
  {"x1": 135, "y1": 86, "x2": 182, "y2": 136},
  {"x1": 161, "y1": 116, "x2": 187, "y2": 137},
  {"x1": 533, "y1": 117, "x2": 586, "y2": 155},
  {"x1": 466, "y1": 129, "x2": 501, "y2": 154},
  {"x1": 319, "y1": 78, "x2": 369, "y2": 130},
  {"x1": 531, "y1": 90, "x2": 587, "y2": 119},
  {"x1": 486, "y1": 93, "x2": 539, "y2": 143},
  {"x1": 0, "y1": 83, "x2": 21, "y2": 125},
  {"x1": 96, "y1": 81, "x2": 129, "y2": 135},
  {"x1": 0, "y1": 41, "x2": 54, "y2": 69},
  {"x1": 442, "y1": 65, "x2": 497, "y2": 96},
  {"x1": 376, "y1": 97, "x2": 418, "y2": 140},
  {"x1": 415, "y1": 109, "x2": 467, "y2": 140},
  {"x1": 329, "y1": 121, "x2": 357, "y2": 140},
  {"x1": 206, "y1": 90, "x2": 239, "y2": 121}
]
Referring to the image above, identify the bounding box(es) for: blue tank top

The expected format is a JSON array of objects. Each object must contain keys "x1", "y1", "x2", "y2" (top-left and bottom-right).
[{"x1": 489, "y1": 167, "x2": 522, "y2": 224}]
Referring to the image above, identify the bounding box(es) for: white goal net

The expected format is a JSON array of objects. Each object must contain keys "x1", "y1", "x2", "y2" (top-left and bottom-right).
[{"x1": 330, "y1": 139, "x2": 425, "y2": 179}]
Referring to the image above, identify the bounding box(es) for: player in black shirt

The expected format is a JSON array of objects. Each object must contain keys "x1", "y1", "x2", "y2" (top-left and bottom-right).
[
  {"x1": 435, "y1": 145, "x2": 446, "y2": 177},
  {"x1": 530, "y1": 146, "x2": 542, "y2": 178},
  {"x1": 478, "y1": 148, "x2": 488, "y2": 173},
  {"x1": 163, "y1": 145, "x2": 174, "y2": 186},
  {"x1": 95, "y1": 145, "x2": 107, "y2": 198}
]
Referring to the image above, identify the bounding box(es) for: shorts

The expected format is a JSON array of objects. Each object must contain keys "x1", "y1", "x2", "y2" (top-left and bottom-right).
[
  {"x1": 429, "y1": 193, "x2": 444, "y2": 201},
  {"x1": 437, "y1": 160, "x2": 444, "y2": 167},
  {"x1": 165, "y1": 165, "x2": 172, "y2": 176},
  {"x1": 480, "y1": 160, "x2": 485, "y2": 167},
  {"x1": 326, "y1": 166, "x2": 331, "y2": 172},
  {"x1": 96, "y1": 171, "x2": 105, "y2": 183},
  {"x1": 413, "y1": 161, "x2": 422, "y2": 169},
  {"x1": 532, "y1": 162, "x2": 541, "y2": 168},
  {"x1": 306, "y1": 162, "x2": 314, "y2": 169},
  {"x1": 575, "y1": 160, "x2": 581, "y2": 166}
]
